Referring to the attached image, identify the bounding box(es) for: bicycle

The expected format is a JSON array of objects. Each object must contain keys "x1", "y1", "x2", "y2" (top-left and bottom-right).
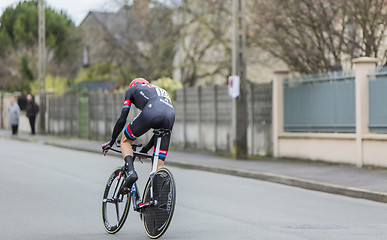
[{"x1": 101, "y1": 129, "x2": 176, "y2": 239}]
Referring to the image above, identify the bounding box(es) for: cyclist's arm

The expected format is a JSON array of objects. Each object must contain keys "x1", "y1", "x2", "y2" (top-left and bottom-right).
[
  {"x1": 108, "y1": 108, "x2": 129, "y2": 146},
  {"x1": 108, "y1": 97, "x2": 132, "y2": 146}
]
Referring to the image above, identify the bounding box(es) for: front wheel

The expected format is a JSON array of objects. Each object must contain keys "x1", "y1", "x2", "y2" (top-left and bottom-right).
[
  {"x1": 142, "y1": 168, "x2": 176, "y2": 239},
  {"x1": 102, "y1": 168, "x2": 131, "y2": 234}
]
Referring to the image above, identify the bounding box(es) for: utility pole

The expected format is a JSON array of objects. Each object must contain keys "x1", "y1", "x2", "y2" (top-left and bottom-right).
[
  {"x1": 38, "y1": 0, "x2": 46, "y2": 133},
  {"x1": 232, "y1": 0, "x2": 247, "y2": 159}
]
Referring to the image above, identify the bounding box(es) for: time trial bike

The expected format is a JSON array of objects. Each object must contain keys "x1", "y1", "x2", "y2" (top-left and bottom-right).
[{"x1": 101, "y1": 129, "x2": 176, "y2": 239}]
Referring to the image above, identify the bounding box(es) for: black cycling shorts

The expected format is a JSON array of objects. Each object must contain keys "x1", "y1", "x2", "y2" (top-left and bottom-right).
[{"x1": 124, "y1": 101, "x2": 175, "y2": 160}]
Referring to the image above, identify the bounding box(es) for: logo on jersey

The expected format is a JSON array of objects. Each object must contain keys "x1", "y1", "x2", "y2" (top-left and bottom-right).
[
  {"x1": 155, "y1": 87, "x2": 172, "y2": 103},
  {"x1": 140, "y1": 91, "x2": 149, "y2": 99},
  {"x1": 160, "y1": 98, "x2": 173, "y2": 108}
]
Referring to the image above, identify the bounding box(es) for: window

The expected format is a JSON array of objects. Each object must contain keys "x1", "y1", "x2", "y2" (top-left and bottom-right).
[{"x1": 83, "y1": 45, "x2": 90, "y2": 67}]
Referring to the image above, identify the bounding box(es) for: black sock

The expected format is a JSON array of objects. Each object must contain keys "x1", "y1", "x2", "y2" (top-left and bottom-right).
[
  {"x1": 122, "y1": 155, "x2": 138, "y2": 191},
  {"x1": 124, "y1": 155, "x2": 134, "y2": 172}
]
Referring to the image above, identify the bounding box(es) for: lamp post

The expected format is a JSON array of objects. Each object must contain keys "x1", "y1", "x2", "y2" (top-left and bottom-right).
[
  {"x1": 38, "y1": 0, "x2": 46, "y2": 133},
  {"x1": 231, "y1": 0, "x2": 247, "y2": 159}
]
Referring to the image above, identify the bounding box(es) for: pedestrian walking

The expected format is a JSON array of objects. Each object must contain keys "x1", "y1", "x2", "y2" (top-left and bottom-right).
[
  {"x1": 8, "y1": 98, "x2": 20, "y2": 135},
  {"x1": 26, "y1": 94, "x2": 39, "y2": 135}
]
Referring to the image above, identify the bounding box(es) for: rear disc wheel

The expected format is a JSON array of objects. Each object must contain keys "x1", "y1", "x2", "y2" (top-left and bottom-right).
[{"x1": 142, "y1": 168, "x2": 176, "y2": 239}]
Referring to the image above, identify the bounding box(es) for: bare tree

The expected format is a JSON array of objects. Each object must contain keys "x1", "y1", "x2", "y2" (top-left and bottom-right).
[
  {"x1": 88, "y1": 0, "x2": 233, "y2": 86},
  {"x1": 345, "y1": 0, "x2": 387, "y2": 62},
  {"x1": 248, "y1": 0, "x2": 387, "y2": 74},
  {"x1": 174, "y1": 0, "x2": 232, "y2": 86},
  {"x1": 95, "y1": 0, "x2": 181, "y2": 82}
]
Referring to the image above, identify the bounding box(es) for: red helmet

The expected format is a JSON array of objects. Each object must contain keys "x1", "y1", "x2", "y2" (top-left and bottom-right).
[{"x1": 129, "y1": 78, "x2": 149, "y2": 88}]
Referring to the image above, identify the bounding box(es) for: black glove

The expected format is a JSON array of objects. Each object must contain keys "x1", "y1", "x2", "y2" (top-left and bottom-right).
[{"x1": 102, "y1": 141, "x2": 112, "y2": 154}]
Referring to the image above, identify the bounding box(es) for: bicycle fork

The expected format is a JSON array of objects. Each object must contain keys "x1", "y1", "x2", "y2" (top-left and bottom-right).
[{"x1": 114, "y1": 170, "x2": 124, "y2": 200}]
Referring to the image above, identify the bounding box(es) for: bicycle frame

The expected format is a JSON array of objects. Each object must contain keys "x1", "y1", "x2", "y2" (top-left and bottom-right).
[
  {"x1": 108, "y1": 133, "x2": 166, "y2": 212},
  {"x1": 133, "y1": 135, "x2": 162, "y2": 211}
]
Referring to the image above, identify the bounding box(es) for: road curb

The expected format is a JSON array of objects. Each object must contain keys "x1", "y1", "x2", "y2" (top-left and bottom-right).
[
  {"x1": 4, "y1": 135, "x2": 387, "y2": 204},
  {"x1": 166, "y1": 161, "x2": 387, "y2": 204}
]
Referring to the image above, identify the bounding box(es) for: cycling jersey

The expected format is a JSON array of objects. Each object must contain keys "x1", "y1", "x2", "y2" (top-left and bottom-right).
[
  {"x1": 109, "y1": 84, "x2": 175, "y2": 160},
  {"x1": 123, "y1": 84, "x2": 174, "y2": 111}
]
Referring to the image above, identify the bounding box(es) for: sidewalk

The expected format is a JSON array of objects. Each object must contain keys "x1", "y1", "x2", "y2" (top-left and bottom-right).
[{"x1": 1, "y1": 129, "x2": 387, "y2": 203}]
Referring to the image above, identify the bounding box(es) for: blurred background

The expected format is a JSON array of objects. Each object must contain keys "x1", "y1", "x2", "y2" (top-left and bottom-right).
[
  {"x1": 1, "y1": 2, "x2": 387, "y2": 239},
  {"x1": 0, "y1": 0, "x2": 387, "y2": 165}
]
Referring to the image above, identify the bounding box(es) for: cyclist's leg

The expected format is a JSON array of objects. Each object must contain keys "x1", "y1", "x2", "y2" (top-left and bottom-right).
[
  {"x1": 155, "y1": 133, "x2": 171, "y2": 170},
  {"x1": 120, "y1": 133, "x2": 138, "y2": 193},
  {"x1": 122, "y1": 108, "x2": 153, "y2": 157},
  {"x1": 120, "y1": 111, "x2": 152, "y2": 192},
  {"x1": 121, "y1": 133, "x2": 134, "y2": 158},
  {"x1": 123, "y1": 108, "x2": 153, "y2": 160},
  {"x1": 154, "y1": 111, "x2": 175, "y2": 170}
]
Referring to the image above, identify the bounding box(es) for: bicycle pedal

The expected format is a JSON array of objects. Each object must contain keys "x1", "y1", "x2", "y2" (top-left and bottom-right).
[
  {"x1": 119, "y1": 187, "x2": 130, "y2": 195},
  {"x1": 139, "y1": 201, "x2": 151, "y2": 208}
]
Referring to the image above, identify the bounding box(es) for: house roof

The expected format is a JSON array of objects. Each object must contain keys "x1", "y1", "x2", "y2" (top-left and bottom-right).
[
  {"x1": 80, "y1": 5, "x2": 171, "y2": 49},
  {"x1": 80, "y1": 6, "x2": 150, "y2": 48},
  {"x1": 81, "y1": 10, "x2": 132, "y2": 47},
  {"x1": 72, "y1": 81, "x2": 119, "y2": 92}
]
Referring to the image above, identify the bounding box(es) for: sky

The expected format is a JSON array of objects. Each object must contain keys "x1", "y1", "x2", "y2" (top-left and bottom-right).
[{"x1": 0, "y1": 0, "x2": 121, "y2": 26}]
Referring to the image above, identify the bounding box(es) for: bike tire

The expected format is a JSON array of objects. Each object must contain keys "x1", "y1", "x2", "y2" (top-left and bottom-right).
[
  {"x1": 102, "y1": 168, "x2": 131, "y2": 234},
  {"x1": 142, "y1": 168, "x2": 176, "y2": 239}
]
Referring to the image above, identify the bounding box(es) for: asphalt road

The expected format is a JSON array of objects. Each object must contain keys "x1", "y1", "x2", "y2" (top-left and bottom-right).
[{"x1": 1, "y1": 138, "x2": 387, "y2": 240}]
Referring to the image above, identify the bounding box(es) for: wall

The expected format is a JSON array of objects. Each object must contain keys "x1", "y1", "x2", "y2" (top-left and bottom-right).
[{"x1": 273, "y1": 57, "x2": 387, "y2": 168}]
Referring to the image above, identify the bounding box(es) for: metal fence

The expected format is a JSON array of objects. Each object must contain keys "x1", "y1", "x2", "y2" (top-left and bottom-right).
[
  {"x1": 173, "y1": 86, "x2": 232, "y2": 152},
  {"x1": 48, "y1": 94, "x2": 80, "y2": 136},
  {"x1": 173, "y1": 83, "x2": 272, "y2": 155},
  {"x1": 47, "y1": 83, "x2": 273, "y2": 156},
  {"x1": 369, "y1": 66, "x2": 387, "y2": 133},
  {"x1": 48, "y1": 91, "x2": 140, "y2": 141},
  {"x1": 284, "y1": 71, "x2": 356, "y2": 132},
  {"x1": 248, "y1": 83, "x2": 272, "y2": 155}
]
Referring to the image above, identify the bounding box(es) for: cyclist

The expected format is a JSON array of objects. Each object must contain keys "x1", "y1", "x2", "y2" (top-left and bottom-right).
[{"x1": 102, "y1": 78, "x2": 175, "y2": 193}]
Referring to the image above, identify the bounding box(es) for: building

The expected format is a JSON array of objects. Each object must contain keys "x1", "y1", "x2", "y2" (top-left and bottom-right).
[
  {"x1": 79, "y1": 0, "x2": 285, "y2": 86},
  {"x1": 172, "y1": 0, "x2": 286, "y2": 86},
  {"x1": 78, "y1": 0, "x2": 173, "y2": 82}
]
